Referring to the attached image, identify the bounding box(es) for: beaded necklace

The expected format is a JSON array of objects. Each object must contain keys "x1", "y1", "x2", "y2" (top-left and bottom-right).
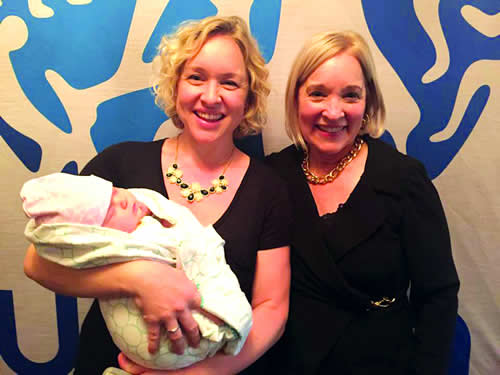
[{"x1": 166, "y1": 137, "x2": 234, "y2": 203}]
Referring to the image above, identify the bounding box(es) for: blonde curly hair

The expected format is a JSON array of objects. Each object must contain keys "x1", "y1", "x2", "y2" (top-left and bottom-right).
[
  {"x1": 152, "y1": 16, "x2": 270, "y2": 138},
  {"x1": 285, "y1": 30, "x2": 386, "y2": 151}
]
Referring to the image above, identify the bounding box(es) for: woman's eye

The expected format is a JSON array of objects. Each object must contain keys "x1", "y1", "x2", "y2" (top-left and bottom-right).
[
  {"x1": 187, "y1": 74, "x2": 202, "y2": 81},
  {"x1": 309, "y1": 91, "x2": 325, "y2": 97},
  {"x1": 344, "y1": 92, "x2": 361, "y2": 100},
  {"x1": 222, "y1": 80, "x2": 238, "y2": 88}
]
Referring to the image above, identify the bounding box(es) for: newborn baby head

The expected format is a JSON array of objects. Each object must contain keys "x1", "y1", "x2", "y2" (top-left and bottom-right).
[
  {"x1": 21, "y1": 173, "x2": 150, "y2": 233},
  {"x1": 102, "y1": 187, "x2": 151, "y2": 232}
]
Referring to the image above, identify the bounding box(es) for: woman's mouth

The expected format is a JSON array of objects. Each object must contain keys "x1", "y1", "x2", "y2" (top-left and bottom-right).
[
  {"x1": 195, "y1": 111, "x2": 225, "y2": 122},
  {"x1": 316, "y1": 125, "x2": 345, "y2": 133}
]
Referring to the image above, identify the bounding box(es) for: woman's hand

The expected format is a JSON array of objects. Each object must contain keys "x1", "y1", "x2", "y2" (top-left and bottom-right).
[
  {"x1": 127, "y1": 260, "x2": 202, "y2": 355},
  {"x1": 24, "y1": 245, "x2": 202, "y2": 355}
]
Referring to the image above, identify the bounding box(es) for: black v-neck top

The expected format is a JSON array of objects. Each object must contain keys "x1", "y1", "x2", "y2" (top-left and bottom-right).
[{"x1": 74, "y1": 139, "x2": 291, "y2": 374}]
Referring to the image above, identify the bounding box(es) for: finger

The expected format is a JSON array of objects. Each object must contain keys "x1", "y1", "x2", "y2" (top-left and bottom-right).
[
  {"x1": 145, "y1": 320, "x2": 161, "y2": 354},
  {"x1": 117, "y1": 352, "x2": 147, "y2": 374},
  {"x1": 189, "y1": 291, "x2": 202, "y2": 310},
  {"x1": 159, "y1": 218, "x2": 174, "y2": 228},
  {"x1": 166, "y1": 319, "x2": 186, "y2": 355},
  {"x1": 178, "y1": 310, "x2": 200, "y2": 348}
]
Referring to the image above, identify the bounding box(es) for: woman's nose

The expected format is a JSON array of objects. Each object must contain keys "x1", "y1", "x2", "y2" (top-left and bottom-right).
[
  {"x1": 201, "y1": 81, "x2": 221, "y2": 105},
  {"x1": 322, "y1": 97, "x2": 344, "y2": 119}
]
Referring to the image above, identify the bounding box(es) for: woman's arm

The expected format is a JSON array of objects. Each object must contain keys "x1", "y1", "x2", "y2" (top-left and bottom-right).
[
  {"x1": 401, "y1": 162, "x2": 459, "y2": 375},
  {"x1": 119, "y1": 245, "x2": 291, "y2": 375},
  {"x1": 24, "y1": 244, "x2": 202, "y2": 354}
]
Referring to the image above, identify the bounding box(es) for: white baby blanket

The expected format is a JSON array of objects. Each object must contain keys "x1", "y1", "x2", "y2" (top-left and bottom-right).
[{"x1": 25, "y1": 188, "x2": 252, "y2": 370}]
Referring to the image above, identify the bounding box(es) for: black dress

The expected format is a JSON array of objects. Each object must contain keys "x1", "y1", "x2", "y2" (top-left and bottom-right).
[
  {"x1": 266, "y1": 136, "x2": 459, "y2": 375},
  {"x1": 74, "y1": 139, "x2": 291, "y2": 374}
]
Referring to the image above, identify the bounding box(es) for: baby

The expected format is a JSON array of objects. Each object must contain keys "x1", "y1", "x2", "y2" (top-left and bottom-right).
[{"x1": 21, "y1": 173, "x2": 252, "y2": 372}]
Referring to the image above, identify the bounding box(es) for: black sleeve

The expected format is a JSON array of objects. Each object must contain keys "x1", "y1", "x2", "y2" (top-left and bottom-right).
[
  {"x1": 80, "y1": 143, "x2": 122, "y2": 183},
  {"x1": 401, "y1": 160, "x2": 459, "y2": 375},
  {"x1": 258, "y1": 172, "x2": 292, "y2": 251}
]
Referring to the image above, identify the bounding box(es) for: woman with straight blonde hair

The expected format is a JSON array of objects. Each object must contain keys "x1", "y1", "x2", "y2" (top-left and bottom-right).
[{"x1": 267, "y1": 30, "x2": 459, "y2": 374}]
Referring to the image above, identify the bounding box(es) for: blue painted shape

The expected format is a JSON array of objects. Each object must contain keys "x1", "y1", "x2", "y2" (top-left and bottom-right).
[
  {"x1": 0, "y1": 116, "x2": 42, "y2": 172},
  {"x1": 142, "y1": 0, "x2": 217, "y2": 63},
  {"x1": 362, "y1": 0, "x2": 499, "y2": 178},
  {"x1": 249, "y1": 0, "x2": 281, "y2": 63},
  {"x1": 448, "y1": 315, "x2": 471, "y2": 375},
  {"x1": 379, "y1": 130, "x2": 397, "y2": 150},
  {"x1": 61, "y1": 161, "x2": 78, "y2": 175},
  {"x1": 3, "y1": 0, "x2": 135, "y2": 133},
  {"x1": 407, "y1": 85, "x2": 490, "y2": 177},
  {"x1": 90, "y1": 88, "x2": 168, "y2": 152},
  {"x1": 0, "y1": 290, "x2": 79, "y2": 374}
]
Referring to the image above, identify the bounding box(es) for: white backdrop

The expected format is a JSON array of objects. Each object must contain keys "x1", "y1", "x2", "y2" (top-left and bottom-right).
[{"x1": 1, "y1": 1, "x2": 498, "y2": 374}]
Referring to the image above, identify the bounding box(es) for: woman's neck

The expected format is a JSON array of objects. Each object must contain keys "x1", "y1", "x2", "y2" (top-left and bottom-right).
[{"x1": 177, "y1": 132, "x2": 236, "y2": 171}]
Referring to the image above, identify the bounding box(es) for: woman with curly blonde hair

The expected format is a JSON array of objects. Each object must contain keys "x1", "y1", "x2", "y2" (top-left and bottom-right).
[{"x1": 24, "y1": 15, "x2": 291, "y2": 375}]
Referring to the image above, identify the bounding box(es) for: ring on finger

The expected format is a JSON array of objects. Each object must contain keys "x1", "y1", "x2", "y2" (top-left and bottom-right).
[{"x1": 167, "y1": 326, "x2": 180, "y2": 334}]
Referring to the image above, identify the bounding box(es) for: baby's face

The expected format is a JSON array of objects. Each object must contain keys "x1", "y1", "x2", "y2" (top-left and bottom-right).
[{"x1": 102, "y1": 188, "x2": 151, "y2": 233}]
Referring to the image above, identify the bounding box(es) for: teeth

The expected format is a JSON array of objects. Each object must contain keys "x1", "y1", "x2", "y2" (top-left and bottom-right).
[
  {"x1": 197, "y1": 112, "x2": 224, "y2": 121},
  {"x1": 318, "y1": 125, "x2": 344, "y2": 133}
]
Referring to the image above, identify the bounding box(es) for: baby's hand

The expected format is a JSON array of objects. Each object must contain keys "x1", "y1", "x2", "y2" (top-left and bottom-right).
[
  {"x1": 159, "y1": 218, "x2": 174, "y2": 228},
  {"x1": 148, "y1": 212, "x2": 174, "y2": 228}
]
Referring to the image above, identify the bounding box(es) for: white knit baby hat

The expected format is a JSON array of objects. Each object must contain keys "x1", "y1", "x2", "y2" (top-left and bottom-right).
[{"x1": 20, "y1": 173, "x2": 113, "y2": 226}]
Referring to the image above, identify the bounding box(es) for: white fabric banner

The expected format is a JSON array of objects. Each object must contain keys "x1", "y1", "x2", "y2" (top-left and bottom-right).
[{"x1": 1, "y1": 1, "x2": 498, "y2": 374}]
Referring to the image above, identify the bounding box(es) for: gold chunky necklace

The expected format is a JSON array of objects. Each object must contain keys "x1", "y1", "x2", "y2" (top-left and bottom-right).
[
  {"x1": 166, "y1": 136, "x2": 234, "y2": 203},
  {"x1": 302, "y1": 136, "x2": 364, "y2": 185}
]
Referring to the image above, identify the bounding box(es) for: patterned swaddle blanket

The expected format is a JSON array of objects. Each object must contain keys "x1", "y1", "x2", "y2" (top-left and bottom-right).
[{"x1": 24, "y1": 188, "x2": 252, "y2": 370}]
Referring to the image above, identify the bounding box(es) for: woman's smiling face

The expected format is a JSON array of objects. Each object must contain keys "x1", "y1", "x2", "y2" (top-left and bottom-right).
[
  {"x1": 175, "y1": 34, "x2": 249, "y2": 145},
  {"x1": 298, "y1": 52, "x2": 366, "y2": 160}
]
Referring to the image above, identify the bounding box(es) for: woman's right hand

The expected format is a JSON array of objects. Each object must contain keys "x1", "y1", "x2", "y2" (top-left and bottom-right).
[{"x1": 127, "y1": 260, "x2": 202, "y2": 355}]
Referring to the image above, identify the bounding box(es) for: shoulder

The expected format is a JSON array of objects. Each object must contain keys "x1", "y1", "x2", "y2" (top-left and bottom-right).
[
  {"x1": 91, "y1": 139, "x2": 164, "y2": 165},
  {"x1": 248, "y1": 156, "x2": 288, "y2": 188},
  {"x1": 265, "y1": 144, "x2": 302, "y2": 170},
  {"x1": 243, "y1": 157, "x2": 292, "y2": 213},
  {"x1": 80, "y1": 139, "x2": 165, "y2": 187},
  {"x1": 364, "y1": 136, "x2": 430, "y2": 191}
]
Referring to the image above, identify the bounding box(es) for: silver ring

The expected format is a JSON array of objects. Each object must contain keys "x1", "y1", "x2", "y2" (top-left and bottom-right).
[{"x1": 167, "y1": 326, "x2": 179, "y2": 334}]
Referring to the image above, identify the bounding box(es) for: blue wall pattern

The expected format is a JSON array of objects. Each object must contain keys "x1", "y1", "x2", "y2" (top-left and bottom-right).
[
  {"x1": 363, "y1": 0, "x2": 499, "y2": 178},
  {"x1": 0, "y1": 116, "x2": 42, "y2": 172},
  {"x1": 0, "y1": 1, "x2": 281, "y2": 373},
  {"x1": 2, "y1": 0, "x2": 492, "y2": 373},
  {"x1": 2, "y1": 0, "x2": 135, "y2": 134}
]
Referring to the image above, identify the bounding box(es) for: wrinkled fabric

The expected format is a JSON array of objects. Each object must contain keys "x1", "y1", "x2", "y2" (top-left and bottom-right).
[{"x1": 25, "y1": 187, "x2": 252, "y2": 370}]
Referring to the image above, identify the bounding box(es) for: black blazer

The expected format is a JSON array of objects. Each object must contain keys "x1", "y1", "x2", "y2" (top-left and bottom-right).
[{"x1": 266, "y1": 136, "x2": 459, "y2": 375}]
